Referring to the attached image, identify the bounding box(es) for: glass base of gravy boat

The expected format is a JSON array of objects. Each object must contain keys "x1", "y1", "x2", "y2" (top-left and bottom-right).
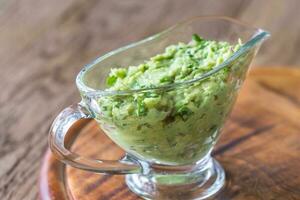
[
  {"x1": 126, "y1": 155, "x2": 225, "y2": 200},
  {"x1": 49, "y1": 16, "x2": 269, "y2": 199}
]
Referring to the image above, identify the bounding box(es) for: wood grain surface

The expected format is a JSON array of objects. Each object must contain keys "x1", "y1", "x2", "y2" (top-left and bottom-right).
[
  {"x1": 39, "y1": 68, "x2": 300, "y2": 200},
  {"x1": 1, "y1": 0, "x2": 300, "y2": 199}
]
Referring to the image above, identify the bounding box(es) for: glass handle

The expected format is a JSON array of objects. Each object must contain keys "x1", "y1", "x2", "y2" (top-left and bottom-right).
[{"x1": 48, "y1": 103, "x2": 141, "y2": 174}]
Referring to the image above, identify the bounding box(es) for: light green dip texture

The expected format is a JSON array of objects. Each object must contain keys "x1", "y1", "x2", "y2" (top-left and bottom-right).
[{"x1": 97, "y1": 35, "x2": 241, "y2": 165}]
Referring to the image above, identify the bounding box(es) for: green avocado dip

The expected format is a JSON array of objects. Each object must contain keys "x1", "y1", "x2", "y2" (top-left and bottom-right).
[{"x1": 96, "y1": 34, "x2": 242, "y2": 165}]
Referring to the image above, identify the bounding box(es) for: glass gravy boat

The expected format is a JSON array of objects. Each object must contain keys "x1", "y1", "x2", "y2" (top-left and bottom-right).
[{"x1": 49, "y1": 16, "x2": 270, "y2": 199}]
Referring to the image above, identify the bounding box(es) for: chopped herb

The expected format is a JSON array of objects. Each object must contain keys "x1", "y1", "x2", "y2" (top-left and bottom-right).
[
  {"x1": 106, "y1": 75, "x2": 117, "y2": 86},
  {"x1": 115, "y1": 68, "x2": 127, "y2": 78},
  {"x1": 135, "y1": 98, "x2": 147, "y2": 116},
  {"x1": 144, "y1": 92, "x2": 159, "y2": 98},
  {"x1": 160, "y1": 76, "x2": 173, "y2": 83},
  {"x1": 177, "y1": 106, "x2": 193, "y2": 121},
  {"x1": 192, "y1": 34, "x2": 203, "y2": 43}
]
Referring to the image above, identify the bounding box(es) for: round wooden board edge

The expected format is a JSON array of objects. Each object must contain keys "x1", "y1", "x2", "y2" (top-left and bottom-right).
[{"x1": 39, "y1": 149, "x2": 69, "y2": 200}]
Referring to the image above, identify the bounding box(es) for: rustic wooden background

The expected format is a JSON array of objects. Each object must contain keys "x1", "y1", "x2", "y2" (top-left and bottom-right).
[{"x1": 0, "y1": 0, "x2": 299, "y2": 199}]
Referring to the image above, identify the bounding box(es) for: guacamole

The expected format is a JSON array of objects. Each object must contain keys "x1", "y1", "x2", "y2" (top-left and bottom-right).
[{"x1": 96, "y1": 35, "x2": 242, "y2": 165}]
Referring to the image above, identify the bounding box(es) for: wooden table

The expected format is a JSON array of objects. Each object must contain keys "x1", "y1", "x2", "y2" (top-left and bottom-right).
[
  {"x1": 38, "y1": 68, "x2": 300, "y2": 200},
  {"x1": 1, "y1": 1, "x2": 300, "y2": 199}
]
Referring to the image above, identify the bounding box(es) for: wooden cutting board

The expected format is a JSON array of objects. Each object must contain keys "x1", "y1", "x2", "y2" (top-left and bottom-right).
[{"x1": 39, "y1": 67, "x2": 300, "y2": 200}]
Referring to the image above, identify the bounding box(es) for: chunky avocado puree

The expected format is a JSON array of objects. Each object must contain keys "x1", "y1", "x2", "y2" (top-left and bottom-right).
[{"x1": 96, "y1": 35, "x2": 242, "y2": 165}]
